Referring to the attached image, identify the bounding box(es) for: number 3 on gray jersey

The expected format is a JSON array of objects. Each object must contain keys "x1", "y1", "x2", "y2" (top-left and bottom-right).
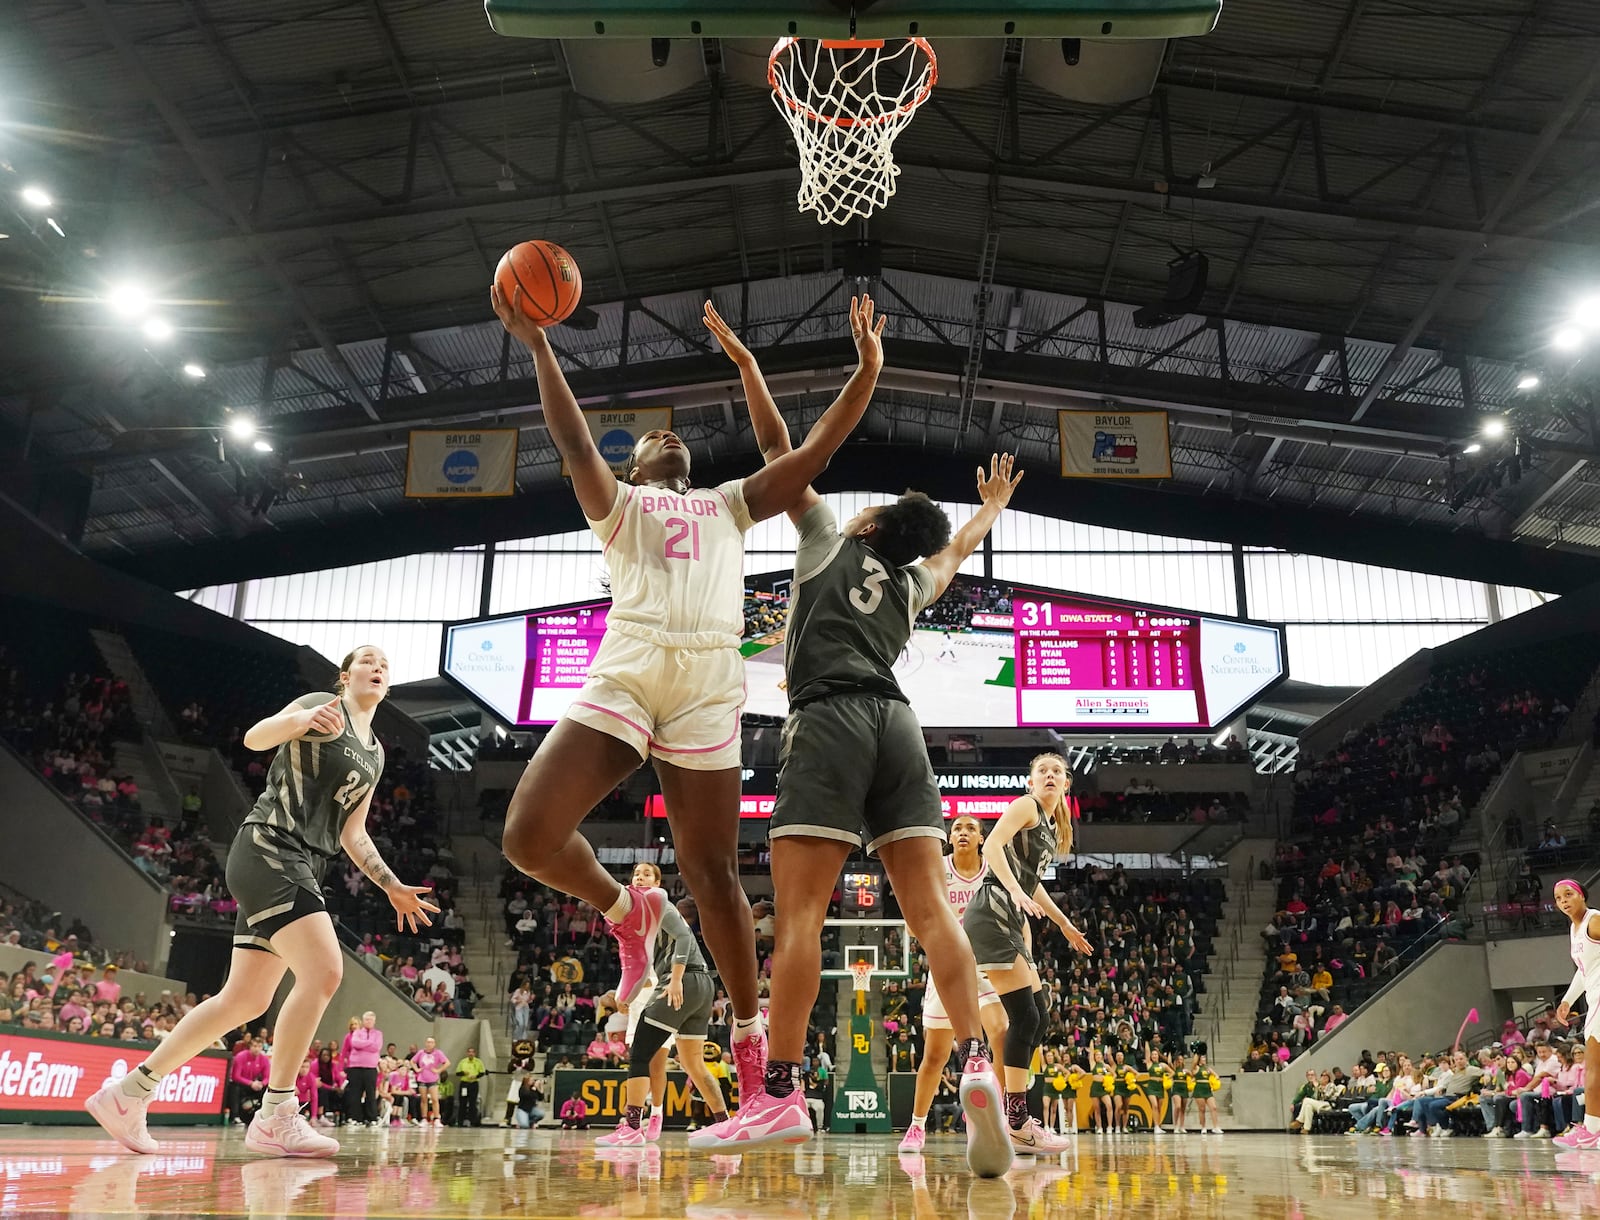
[{"x1": 850, "y1": 555, "x2": 890, "y2": 614}]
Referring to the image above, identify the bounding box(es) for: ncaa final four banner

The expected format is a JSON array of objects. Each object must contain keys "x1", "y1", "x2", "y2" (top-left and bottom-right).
[
  {"x1": 405, "y1": 429, "x2": 518, "y2": 498},
  {"x1": 1058, "y1": 409, "x2": 1172, "y2": 479},
  {"x1": 562, "y1": 407, "x2": 674, "y2": 477}
]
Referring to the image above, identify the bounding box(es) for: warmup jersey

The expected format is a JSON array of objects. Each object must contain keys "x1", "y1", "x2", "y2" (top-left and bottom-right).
[
  {"x1": 587, "y1": 478, "x2": 755, "y2": 647},
  {"x1": 243, "y1": 692, "x2": 384, "y2": 860},
  {"x1": 983, "y1": 796, "x2": 1058, "y2": 898},
  {"x1": 652, "y1": 902, "x2": 710, "y2": 979},
  {"x1": 784, "y1": 502, "x2": 939, "y2": 708},
  {"x1": 944, "y1": 857, "x2": 989, "y2": 919}
]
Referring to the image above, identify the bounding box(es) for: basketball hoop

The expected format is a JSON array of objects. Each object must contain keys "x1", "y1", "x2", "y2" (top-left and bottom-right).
[
  {"x1": 850, "y1": 960, "x2": 874, "y2": 1015},
  {"x1": 768, "y1": 36, "x2": 937, "y2": 225}
]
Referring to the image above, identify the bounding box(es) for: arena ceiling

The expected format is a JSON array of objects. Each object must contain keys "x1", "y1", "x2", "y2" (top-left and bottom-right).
[{"x1": 3, "y1": 0, "x2": 1600, "y2": 593}]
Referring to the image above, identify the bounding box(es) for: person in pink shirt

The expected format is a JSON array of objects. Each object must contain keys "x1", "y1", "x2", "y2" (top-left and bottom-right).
[
  {"x1": 93, "y1": 966, "x2": 122, "y2": 1005},
  {"x1": 386, "y1": 1061, "x2": 416, "y2": 1125},
  {"x1": 412, "y1": 1038, "x2": 450, "y2": 1127},
  {"x1": 340, "y1": 1011, "x2": 384, "y2": 1126},
  {"x1": 295, "y1": 1056, "x2": 319, "y2": 1120},
  {"x1": 1323, "y1": 1006, "x2": 1350, "y2": 1035},
  {"x1": 229, "y1": 1036, "x2": 270, "y2": 1123}
]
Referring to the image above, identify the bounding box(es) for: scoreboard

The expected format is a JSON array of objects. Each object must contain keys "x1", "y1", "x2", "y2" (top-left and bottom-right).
[{"x1": 442, "y1": 581, "x2": 1286, "y2": 733}]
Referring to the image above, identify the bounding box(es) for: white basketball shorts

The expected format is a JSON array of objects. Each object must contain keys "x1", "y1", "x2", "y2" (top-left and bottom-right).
[{"x1": 921, "y1": 970, "x2": 1002, "y2": 1030}]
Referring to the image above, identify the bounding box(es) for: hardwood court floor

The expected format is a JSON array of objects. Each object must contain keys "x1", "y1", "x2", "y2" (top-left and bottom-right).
[{"x1": 5, "y1": 1125, "x2": 1600, "y2": 1218}]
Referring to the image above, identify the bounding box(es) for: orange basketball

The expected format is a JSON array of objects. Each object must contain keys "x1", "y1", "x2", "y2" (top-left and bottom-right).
[{"x1": 495, "y1": 240, "x2": 583, "y2": 325}]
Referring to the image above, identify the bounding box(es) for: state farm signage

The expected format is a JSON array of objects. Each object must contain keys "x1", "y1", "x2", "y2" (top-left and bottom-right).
[
  {"x1": 647, "y1": 794, "x2": 1016, "y2": 820},
  {"x1": 0, "y1": 1033, "x2": 225, "y2": 1117}
]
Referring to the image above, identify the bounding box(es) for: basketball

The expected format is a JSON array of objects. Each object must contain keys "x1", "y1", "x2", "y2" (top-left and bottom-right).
[{"x1": 495, "y1": 240, "x2": 583, "y2": 325}]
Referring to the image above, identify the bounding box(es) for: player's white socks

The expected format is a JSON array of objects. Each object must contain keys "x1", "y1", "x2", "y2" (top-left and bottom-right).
[
  {"x1": 119, "y1": 1064, "x2": 163, "y2": 1100},
  {"x1": 604, "y1": 889, "x2": 633, "y2": 924},
  {"x1": 1587, "y1": 1114, "x2": 1600, "y2": 1134},
  {"x1": 732, "y1": 1016, "x2": 762, "y2": 1043},
  {"x1": 910, "y1": 1115, "x2": 927, "y2": 1130}
]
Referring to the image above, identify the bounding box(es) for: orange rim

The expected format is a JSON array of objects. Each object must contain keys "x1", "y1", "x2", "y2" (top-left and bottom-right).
[{"x1": 768, "y1": 36, "x2": 938, "y2": 130}]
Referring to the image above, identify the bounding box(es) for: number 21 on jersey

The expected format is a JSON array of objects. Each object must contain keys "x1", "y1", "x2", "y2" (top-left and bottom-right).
[{"x1": 663, "y1": 517, "x2": 701, "y2": 561}]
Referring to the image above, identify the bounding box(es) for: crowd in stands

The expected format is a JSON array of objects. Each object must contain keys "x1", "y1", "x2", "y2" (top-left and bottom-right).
[
  {"x1": 1280, "y1": 1014, "x2": 1587, "y2": 1139},
  {"x1": 1249, "y1": 633, "x2": 1600, "y2": 1067},
  {"x1": 1, "y1": 944, "x2": 185, "y2": 1040},
  {"x1": 1091, "y1": 736, "x2": 1252, "y2": 767},
  {"x1": 1076, "y1": 783, "x2": 1251, "y2": 826},
  {"x1": 918, "y1": 581, "x2": 1011, "y2": 631},
  {"x1": 742, "y1": 591, "x2": 789, "y2": 640}
]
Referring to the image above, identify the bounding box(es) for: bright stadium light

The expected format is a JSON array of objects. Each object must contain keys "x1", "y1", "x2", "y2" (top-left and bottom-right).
[
  {"x1": 1516, "y1": 373, "x2": 1540, "y2": 391},
  {"x1": 107, "y1": 282, "x2": 151, "y2": 320},
  {"x1": 1574, "y1": 295, "x2": 1600, "y2": 333},
  {"x1": 20, "y1": 184, "x2": 52, "y2": 209},
  {"x1": 142, "y1": 317, "x2": 174, "y2": 342},
  {"x1": 1463, "y1": 443, "x2": 1482, "y2": 455},
  {"x1": 227, "y1": 416, "x2": 257, "y2": 441},
  {"x1": 252, "y1": 439, "x2": 274, "y2": 454},
  {"x1": 1552, "y1": 326, "x2": 1585, "y2": 352},
  {"x1": 182, "y1": 362, "x2": 206, "y2": 379},
  {"x1": 1482, "y1": 418, "x2": 1507, "y2": 439}
]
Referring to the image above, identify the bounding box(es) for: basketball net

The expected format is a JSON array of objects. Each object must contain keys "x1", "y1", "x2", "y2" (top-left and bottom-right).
[
  {"x1": 850, "y1": 960, "x2": 874, "y2": 1016},
  {"x1": 769, "y1": 37, "x2": 937, "y2": 225}
]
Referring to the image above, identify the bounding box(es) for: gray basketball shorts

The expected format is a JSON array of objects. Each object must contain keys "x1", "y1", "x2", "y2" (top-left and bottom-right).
[
  {"x1": 769, "y1": 692, "x2": 945, "y2": 855},
  {"x1": 962, "y1": 883, "x2": 1035, "y2": 975},
  {"x1": 640, "y1": 970, "x2": 715, "y2": 1038},
  {"x1": 226, "y1": 824, "x2": 329, "y2": 953}
]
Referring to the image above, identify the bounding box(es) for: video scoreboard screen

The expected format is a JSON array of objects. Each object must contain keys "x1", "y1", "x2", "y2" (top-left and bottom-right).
[{"x1": 442, "y1": 580, "x2": 1286, "y2": 731}]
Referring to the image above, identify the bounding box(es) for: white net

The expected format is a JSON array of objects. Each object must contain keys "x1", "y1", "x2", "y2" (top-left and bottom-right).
[
  {"x1": 849, "y1": 961, "x2": 875, "y2": 993},
  {"x1": 768, "y1": 37, "x2": 937, "y2": 225}
]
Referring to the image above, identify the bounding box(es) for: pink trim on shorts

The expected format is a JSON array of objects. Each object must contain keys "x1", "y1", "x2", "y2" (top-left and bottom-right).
[
  {"x1": 572, "y1": 700, "x2": 651, "y2": 744},
  {"x1": 653, "y1": 682, "x2": 745, "y2": 757},
  {"x1": 603, "y1": 486, "x2": 638, "y2": 552}
]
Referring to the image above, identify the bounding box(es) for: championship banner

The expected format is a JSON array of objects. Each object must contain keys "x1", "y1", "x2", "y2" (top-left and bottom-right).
[
  {"x1": 405, "y1": 429, "x2": 518, "y2": 498},
  {"x1": 1059, "y1": 409, "x2": 1171, "y2": 479},
  {"x1": 0, "y1": 1030, "x2": 227, "y2": 1124},
  {"x1": 563, "y1": 407, "x2": 674, "y2": 477}
]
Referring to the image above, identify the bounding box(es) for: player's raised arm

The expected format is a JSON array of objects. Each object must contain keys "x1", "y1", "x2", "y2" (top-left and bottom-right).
[
  {"x1": 705, "y1": 301, "x2": 819, "y2": 525},
  {"x1": 740, "y1": 295, "x2": 885, "y2": 523},
  {"x1": 917, "y1": 454, "x2": 1024, "y2": 599},
  {"x1": 492, "y1": 284, "x2": 619, "y2": 522}
]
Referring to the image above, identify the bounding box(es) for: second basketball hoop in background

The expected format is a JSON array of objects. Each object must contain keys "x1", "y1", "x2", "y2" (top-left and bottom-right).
[{"x1": 769, "y1": 37, "x2": 937, "y2": 225}]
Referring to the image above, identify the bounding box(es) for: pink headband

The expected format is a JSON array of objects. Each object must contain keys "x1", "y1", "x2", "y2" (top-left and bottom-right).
[{"x1": 1555, "y1": 879, "x2": 1585, "y2": 896}]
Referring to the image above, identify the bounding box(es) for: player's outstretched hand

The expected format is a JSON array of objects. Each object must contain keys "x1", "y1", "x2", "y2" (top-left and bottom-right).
[
  {"x1": 1061, "y1": 922, "x2": 1093, "y2": 955},
  {"x1": 387, "y1": 883, "x2": 441, "y2": 934},
  {"x1": 704, "y1": 301, "x2": 755, "y2": 367},
  {"x1": 976, "y1": 453, "x2": 1024, "y2": 508},
  {"x1": 1013, "y1": 890, "x2": 1046, "y2": 919},
  {"x1": 850, "y1": 294, "x2": 887, "y2": 370},
  {"x1": 300, "y1": 697, "x2": 344, "y2": 738},
  {"x1": 1556, "y1": 1001, "x2": 1573, "y2": 1026},
  {"x1": 490, "y1": 283, "x2": 548, "y2": 349}
]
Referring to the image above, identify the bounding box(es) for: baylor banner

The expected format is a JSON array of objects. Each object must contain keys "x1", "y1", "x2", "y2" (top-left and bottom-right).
[
  {"x1": 831, "y1": 1014, "x2": 890, "y2": 1133},
  {"x1": 405, "y1": 429, "x2": 518, "y2": 498},
  {"x1": 562, "y1": 407, "x2": 674, "y2": 477},
  {"x1": 1059, "y1": 409, "x2": 1171, "y2": 479}
]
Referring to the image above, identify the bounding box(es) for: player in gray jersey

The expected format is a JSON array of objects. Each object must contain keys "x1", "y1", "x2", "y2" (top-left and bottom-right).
[
  {"x1": 86, "y1": 645, "x2": 438, "y2": 1161},
  {"x1": 598, "y1": 896, "x2": 730, "y2": 1147},
  {"x1": 964, "y1": 752, "x2": 1093, "y2": 1152},
  {"x1": 691, "y1": 304, "x2": 1019, "y2": 1178}
]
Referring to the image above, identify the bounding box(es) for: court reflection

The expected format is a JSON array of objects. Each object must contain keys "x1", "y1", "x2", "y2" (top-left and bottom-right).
[{"x1": 2, "y1": 1129, "x2": 1599, "y2": 1218}]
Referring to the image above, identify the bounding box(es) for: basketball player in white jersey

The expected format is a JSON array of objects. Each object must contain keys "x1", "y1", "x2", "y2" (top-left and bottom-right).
[
  {"x1": 1552, "y1": 879, "x2": 1600, "y2": 1150},
  {"x1": 900, "y1": 815, "x2": 1009, "y2": 1153},
  {"x1": 490, "y1": 284, "x2": 887, "y2": 1109}
]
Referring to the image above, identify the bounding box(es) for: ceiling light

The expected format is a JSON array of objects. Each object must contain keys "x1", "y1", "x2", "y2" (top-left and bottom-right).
[
  {"x1": 107, "y1": 283, "x2": 151, "y2": 320},
  {"x1": 1516, "y1": 373, "x2": 1540, "y2": 391},
  {"x1": 1574, "y1": 296, "x2": 1600, "y2": 332},
  {"x1": 252, "y1": 439, "x2": 274, "y2": 454},
  {"x1": 1552, "y1": 326, "x2": 1584, "y2": 352},
  {"x1": 1463, "y1": 443, "x2": 1482, "y2": 454},
  {"x1": 182, "y1": 362, "x2": 206, "y2": 379},
  {"x1": 227, "y1": 416, "x2": 257, "y2": 440},
  {"x1": 20, "y1": 185, "x2": 52, "y2": 209},
  {"x1": 45, "y1": 218, "x2": 65, "y2": 237},
  {"x1": 1481, "y1": 418, "x2": 1507, "y2": 439},
  {"x1": 142, "y1": 317, "x2": 174, "y2": 342}
]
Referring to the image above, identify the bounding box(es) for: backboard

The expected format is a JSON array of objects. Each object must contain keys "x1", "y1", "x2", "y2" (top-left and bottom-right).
[{"x1": 818, "y1": 918, "x2": 911, "y2": 981}]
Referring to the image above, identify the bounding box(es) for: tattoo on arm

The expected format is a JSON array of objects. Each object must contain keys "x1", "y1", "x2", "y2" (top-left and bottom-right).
[{"x1": 351, "y1": 832, "x2": 398, "y2": 891}]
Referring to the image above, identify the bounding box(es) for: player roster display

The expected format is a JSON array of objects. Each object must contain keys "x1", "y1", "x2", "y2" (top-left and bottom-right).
[{"x1": 1011, "y1": 587, "x2": 1285, "y2": 731}]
